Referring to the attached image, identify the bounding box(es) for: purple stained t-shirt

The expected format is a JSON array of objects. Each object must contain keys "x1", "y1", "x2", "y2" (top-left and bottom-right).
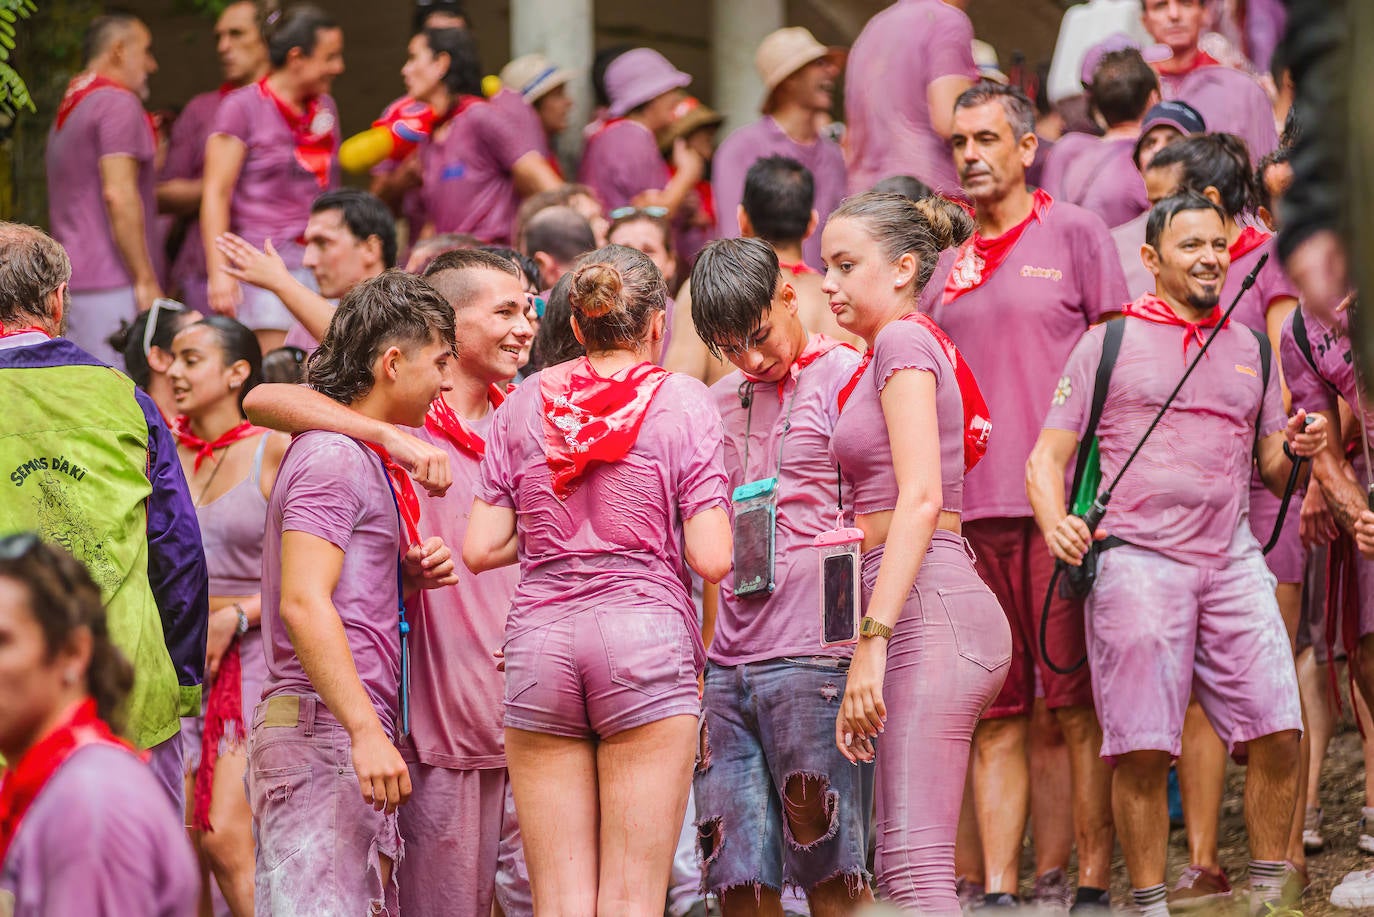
[
  {"x1": 1163, "y1": 65, "x2": 1278, "y2": 163},
  {"x1": 712, "y1": 117, "x2": 848, "y2": 271},
  {"x1": 709, "y1": 342, "x2": 862, "y2": 665},
  {"x1": 46, "y1": 87, "x2": 164, "y2": 292},
  {"x1": 1059, "y1": 137, "x2": 1149, "y2": 229},
  {"x1": 1222, "y1": 234, "x2": 1298, "y2": 336},
  {"x1": 1044, "y1": 316, "x2": 1286, "y2": 566},
  {"x1": 161, "y1": 89, "x2": 224, "y2": 311},
  {"x1": 843, "y1": 0, "x2": 977, "y2": 195},
  {"x1": 420, "y1": 90, "x2": 547, "y2": 245},
  {"x1": 474, "y1": 369, "x2": 730, "y2": 671},
  {"x1": 578, "y1": 119, "x2": 672, "y2": 213},
  {"x1": 926, "y1": 199, "x2": 1127, "y2": 520},
  {"x1": 1038, "y1": 131, "x2": 1100, "y2": 201},
  {"x1": 831, "y1": 317, "x2": 969, "y2": 517},
  {"x1": 210, "y1": 84, "x2": 340, "y2": 266},
  {"x1": 1112, "y1": 211, "x2": 1154, "y2": 301},
  {"x1": 259, "y1": 431, "x2": 402, "y2": 736},
  {"x1": 1280, "y1": 307, "x2": 1374, "y2": 452},
  {"x1": 408, "y1": 415, "x2": 519, "y2": 770},
  {"x1": 0, "y1": 744, "x2": 199, "y2": 916}
]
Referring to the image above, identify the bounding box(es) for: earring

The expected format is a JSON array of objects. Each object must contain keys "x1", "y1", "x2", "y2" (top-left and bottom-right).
[
  {"x1": 229, "y1": 380, "x2": 240, "y2": 391},
  {"x1": 63, "y1": 669, "x2": 78, "y2": 686}
]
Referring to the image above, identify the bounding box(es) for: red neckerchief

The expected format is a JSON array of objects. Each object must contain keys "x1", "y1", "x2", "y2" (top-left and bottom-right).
[
  {"x1": 540, "y1": 357, "x2": 671, "y2": 500},
  {"x1": 778, "y1": 258, "x2": 819, "y2": 277},
  {"x1": 0, "y1": 699, "x2": 134, "y2": 862},
  {"x1": 363, "y1": 442, "x2": 422, "y2": 546},
  {"x1": 1229, "y1": 225, "x2": 1271, "y2": 262},
  {"x1": 173, "y1": 417, "x2": 268, "y2": 472},
  {"x1": 217, "y1": 81, "x2": 237, "y2": 97},
  {"x1": 193, "y1": 638, "x2": 242, "y2": 831},
  {"x1": 0, "y1": 326, "x2": 48, "y2": 338},
  {"x1": 837, "y1": 313, "x2": 992, "y2": 472},
  {"x1": 1121, "y1": 292, "x2": 1225, "y2": 356},
  {"x1": 55, "y1": 72, "x2": 156, "y2": 140},
  {"x1": 743, "y1": 333, "x2": 854, "y2": 403},
  {"x1": 424, "y1": 385, "x2": 506, "y2": 459},
  {"x1": 588, "y1": 116, "x2": 629, "y2": 143},
  {"x1": 257, "y1": 76, "x2": 338, "y2": 188},
  {"x1": 944, "y1": 189, "x2": 1053, "y2": 304},
  {"x1": 1153, "y1": 49, "x2": 1221, "y2": 76}
]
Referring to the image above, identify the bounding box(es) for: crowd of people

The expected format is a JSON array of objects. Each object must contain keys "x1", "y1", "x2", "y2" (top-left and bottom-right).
[{"x1": 3, "y1": 0, "x2": 1369, "y2": 915}]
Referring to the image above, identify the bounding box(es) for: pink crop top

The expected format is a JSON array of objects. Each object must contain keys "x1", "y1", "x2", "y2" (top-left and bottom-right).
[{"x1": 195, "y1": 435, "x2": 269, "y2": 597}]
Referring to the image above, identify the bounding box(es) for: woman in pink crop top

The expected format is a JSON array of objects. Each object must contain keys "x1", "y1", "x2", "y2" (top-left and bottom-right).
[
  {"x1": 823, "y1": 192, "x2": 1013, "y2": 912},
  {"x1": 167, "y1": 316, "x2": 288, "y2": 916}
]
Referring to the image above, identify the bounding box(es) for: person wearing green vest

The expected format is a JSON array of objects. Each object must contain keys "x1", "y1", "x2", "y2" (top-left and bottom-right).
[{"x1": 0, "y1": 221, "x2": 208, "y2": 812}]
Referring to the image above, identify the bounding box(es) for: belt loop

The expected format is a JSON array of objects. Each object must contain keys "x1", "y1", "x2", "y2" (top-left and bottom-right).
[{"x1": 302, "y1": 695, "x2": 317, "y2": 737}]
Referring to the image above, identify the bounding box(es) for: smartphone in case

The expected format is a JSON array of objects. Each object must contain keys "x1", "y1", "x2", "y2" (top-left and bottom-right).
[
  {"x1": 815, "y1": 526, "x2": 864, "y2": 647},
  {"x1": 732, "y1": 477, "x2": 778, "y2": 597}
]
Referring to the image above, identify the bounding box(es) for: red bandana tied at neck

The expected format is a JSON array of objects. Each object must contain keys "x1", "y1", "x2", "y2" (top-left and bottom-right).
[
  {"x1": 837, "y1": 313, "x2": 992, "y2": 472},
  {"x1": 1121, "y1": 292, "x2": 1225, "y2": 356},
  {"x1": 0, "y1": 326, "x2": 48, "y2": 339},
  {"x1": 55, "y1": 72, "x2": 156, "y2": 139},
  {"x1": 778, "y1": 258, "x2": 819, "y2": 277},
  {"x1": 258, "y1": 76, "x2": 338, "y2": 188},
  {"x1": 540, "y1": 357, "x2": 671, "y2": 499},
  {"x1": 1154, "y1": 49, "x2": 1221, "y2": 76},
  {"x1": 363, "y1": 442, "x2": 423, "y2": 547},
  {"x1": 0, "y1": 699, "x2": 134, "y2": 863},
  {"x1": 1229, "y1": 225, "x2": 1271, "y2": 262},
  {"x1": 424, "y1": 385, "x2": 506, "y2": 459},
  {"x1": 944, "y1": 189, "x2": 1053, "y2": 304},
  {"x1": 173, "y1": 417, "x2": 268, "y2": 472}
]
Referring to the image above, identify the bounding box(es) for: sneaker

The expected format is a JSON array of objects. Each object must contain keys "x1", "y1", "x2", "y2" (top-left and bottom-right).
[
  {"x1": 1168, "y1": 865, "x2": 1234, "y2": 911},
  {"x1": 957, "y1": 877, "x2": 986, "y2": 912},
  {"x1": 1360, "y1": 810, "x2": 1374, "y2": 854},
  {"x1": 1070, "y1": 887, "x2": 1112, "y2": 914},
  {"x1": 981, "y1": 892, "x2": 1021, "y2": 908},
  {"x1": 1332, "y1": 869, "x2": 1374, "y2": 908},
  {"x1": 1031, "y1": 868, "x2": 1073, "y2": 913},
  {"x1": 1303, "y1": 807, "x2": 1324, "y2": 852}
]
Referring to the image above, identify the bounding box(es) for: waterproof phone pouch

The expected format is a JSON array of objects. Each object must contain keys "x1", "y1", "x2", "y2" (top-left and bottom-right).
[
  {"x1": 732, "y1": 477, "x2": 778, "y2": 597},
  {"x1": 1071, "y1": 438, "x2": 1102, "y2": 518},
  {"x1": 815, "y1": 527, "x2": 864, "y2": 647}
]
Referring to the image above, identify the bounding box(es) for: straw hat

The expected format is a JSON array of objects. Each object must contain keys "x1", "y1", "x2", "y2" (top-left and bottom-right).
[
  {"x1": 656, "y1": 96, "x2": 724, "y2": 152},
  {"x1": 499, "y1": 53, "x2": 576, "y2": 104},
  {"x1": 972, "y1": 40, "x2": 1009, "y2": 84},
  {"x1": 755, "y1": 27, "x2": 844, "y2": 110},
  {"x1": 604, "y1": 48, "x2": 692, "y2": 118}
]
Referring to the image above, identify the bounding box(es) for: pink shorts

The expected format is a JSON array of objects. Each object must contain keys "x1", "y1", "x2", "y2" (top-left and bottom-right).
[
  {"x1": 503, "y1": 606, "x2": 702, "y2": 739},
  {"x1": 1086, "y1": 539, "x2": 1302, "y2": 762},
  {"x1": 1249, "y1": 480, "x2": 1304, "y2": 584}
]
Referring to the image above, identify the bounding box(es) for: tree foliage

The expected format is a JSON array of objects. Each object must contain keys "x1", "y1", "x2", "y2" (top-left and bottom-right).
[{"x1": 0, "y1": 0, "x2": 37, "y2": 118}]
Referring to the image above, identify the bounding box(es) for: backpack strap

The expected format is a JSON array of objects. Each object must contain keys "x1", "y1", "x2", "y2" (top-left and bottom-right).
[
  {"x1": 1069, "y1": 318, "x2": 1125, "y2": 504},
  {"x1": 1251, "y1": 326, "x2": 1273, "y2": 458},
  {"x1": 1292, "y1": 307, "x2": 1341, "y2": 395}
]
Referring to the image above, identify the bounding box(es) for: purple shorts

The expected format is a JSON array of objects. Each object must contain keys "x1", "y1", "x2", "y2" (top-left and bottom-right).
[
  {"x1": 502, "y1": 606, "x2": 701, "y2": 739},
  {"x1": 147, "y1": 729, "x2": 186, "y2": 816},
  {"x1": 248, "y1": 695, "x2": 403, "y2": 914},
  {"x1": 1086, "y1": 537, "x2": 1302, "y2": 763},
  {"x1": 1250, "y1": 480, "x2": 1304, "y2": 584}
]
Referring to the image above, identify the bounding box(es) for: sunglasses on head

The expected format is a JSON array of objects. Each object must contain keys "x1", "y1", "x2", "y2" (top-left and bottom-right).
[
  {"x1": 143, "y1": 297, "x2": 186, "y2": 358},
  {"x1": 608, "y1": 206, "x2": 668, "y2": 221},
  {"x1": 0, "y1": 531, "x2": 42, "y2": 562}
]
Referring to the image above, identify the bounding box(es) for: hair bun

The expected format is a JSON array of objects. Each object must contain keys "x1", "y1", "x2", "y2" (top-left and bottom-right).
[
  {"x1": 913, "y1": 198, "x2": 956, "y2": 251},
  {"x1": 569, "y1": 262, "x2": 624, "y2": 319}
]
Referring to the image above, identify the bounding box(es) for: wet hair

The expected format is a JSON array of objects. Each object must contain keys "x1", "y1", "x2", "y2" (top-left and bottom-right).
[
  {"x1": 690, "y1": 238, "x2": 781, "y2": 358},
  {"x1": 0, "y1": 222, "x2": 71, "y2": 329},
  {"x1": 421, "y1": 27, "x2": 482, "y2": 97},
  {"x1": 741, "y1": 156, "x2": 814, "y2": 247},
  {"x1": 523, "y1": 206, "x2": 597, "y2": 265},
  {"x1": 307, "y1": 270, "x2": 456, "y2": 404},
  {"x1": 514, "y1": 183, "x2": 603, "y2": 247},
  {"x1": 422, "y1": 248, "x2": 521, "y2": 310},
  {"x1": 261, "y1": 346, "x2": 307, "y2": 384},
  {"x1": 530, "y1": 271, "x2": 584, "y2": 369},
  {"x1": 1089, "y1": 49, "x2": 1159, "y2": 127},
  {"x1": 83, "y1": 12, "x2": 142, "y2": 66},
  {"x1": 870, "y1": 174, "x2": 935, "y2": 202},
  {"x1": 0, "y1": 535, "x2": 135, "y2": 734},
  {"x1": 953, "y1": 83, "x2": 1037, "y2": 140},
  {"x1": 310, "y1": 189, "x2": 398, "y2": 269},
  {"x1": 1144, "y1": 190, "x2": 1226, "y2": 250},
  {"x1": 179, "y1": 316, "x2": 264, "y2": 414},
  {"x1": 1146, "y1": 132, "x2": 1256, "y2": 217},
  {"x1": 567, "y1": 244, "x2": 666, "y2": 353},
  {"x1": 264, "y1": 4, "x2": 337, "y2": 69},
  {"x1": 407, "y1": 232, "x2": 479, "y2": 274},
  {"x1": 1255, "y1": 145, "x2": 1293, "y2": 214},
  {"x1": 829, "y1": 192, "x2": 961, "y2": 292},
  {"x1": 110, "y1": 306, "x2": 198, "y2": 389}
]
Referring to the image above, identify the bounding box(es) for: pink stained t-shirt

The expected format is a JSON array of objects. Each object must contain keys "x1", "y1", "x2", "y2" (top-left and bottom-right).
[
  {"x1": 1038, "y1": 131, "x2": 1101, "y2": 201},
  {"x1": 711, "y1": 117, "x2": 849, "y2": 272},
  {"x1": 926, "y1": 198, "x2": 1127, "y2": 520},
  {"x1": 1059, "y1": 137, "x2": 1149, "y2": 229},
  {"x1": 1222, "y1": 234, "x2": 1298, "y2": 336},
  {"x1": 578, "y1": 119, "x2": 671, "y2": 213},
  {"x1": 210, "y1": 84, "x2": 340, "y2": 265},
  {"x1": 1043, "y1": 315, "x2": 1286, "y2": 566},
  {"x1": 843, "y1": 0, "x2": 978, "y2": 196},
  {"x1": 473, "y1": 370, "x2": 730, "y2": 670},
  {"x1": 161, "y1": 89, "x2": 225, "y2": 311},
  {"x1": 1112, "y1": 211, "x2": 1154, "y2": 302},
  {"x1": 46, "y1": 86, "x2": 164, "y2": 292},
  {"x1": 708, "y1": 340, "x2": 862, "y2": 665},
  {"x1": 1162, "y1": 65, "x2": 1278, "y2": 163},
  {"x1": 0, "y1": 744, "x2": 199, "y2": 916},
  {"x1": 420, "y1": 90, "x2": 548, "y2": 245},
  {"x1": 408, "y1": 414, "x2": 519, "y2": 770},
  {"x1": 258, "y1": 431, "x2": 403, "y2": 737},
  {"x1": 831, "y1": 316, "x2": 969, "y2": 518}
]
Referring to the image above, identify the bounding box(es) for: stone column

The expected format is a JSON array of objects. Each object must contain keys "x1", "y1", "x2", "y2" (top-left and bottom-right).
[
  {"x1": 511, "y1": 0, "x2": 595, "y2": 164},
  {"x1": 711, "y1": 0, "x2": 785, "y2": 136}
]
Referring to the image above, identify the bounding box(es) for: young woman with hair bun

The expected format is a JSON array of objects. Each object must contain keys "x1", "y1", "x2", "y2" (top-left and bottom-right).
[{"x1": 465, "y1": 243, "x2": 732, "y2": 913}]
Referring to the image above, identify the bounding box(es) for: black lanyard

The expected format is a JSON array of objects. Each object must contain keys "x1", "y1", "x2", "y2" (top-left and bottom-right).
[{"x1": 739, "y1": 371, "x2": 803, "y2": 485}]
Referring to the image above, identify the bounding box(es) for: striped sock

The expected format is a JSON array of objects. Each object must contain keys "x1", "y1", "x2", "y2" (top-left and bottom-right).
[
  {"x1": 1249, "y1": 859, "x2": 1288, "y2": 903},
  {"x1": 1131, "y1": 883, "x2": 1169, "y2": 916}
]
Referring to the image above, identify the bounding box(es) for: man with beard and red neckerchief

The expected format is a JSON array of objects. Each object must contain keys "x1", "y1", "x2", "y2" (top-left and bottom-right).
[
  {"x1": 922, "y1": 83, "x2": 1124, "y2": 911},
  {"x1": 46, "y1": 13, "x2": 163, "y2": 368},
  {"x1": 248, "y1": 271, "x2": 459, "y2": 913},
  {"x1": 1028, "y1": 191, "x2": 1322, "y2": 917},
  {"x1": 243, "y1": 250, "x2": 537, "y2": 915},
  {"x1": 157, "y1": 1, "x2": 269, "y2": 317}
]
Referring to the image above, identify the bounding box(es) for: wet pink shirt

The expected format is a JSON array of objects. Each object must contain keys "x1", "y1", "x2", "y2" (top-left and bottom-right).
[
  {"x1": 578, "y1": 119, "x2": 671, "y2": 213},
  {"x1": 0, "y1": 744, "x2": 199, "y2": 915},
  {"x1": 712, "y1": 117, "x2": 848, "y2": 271},
  {"x1": 420, "y1": 90, "x2": 548, "y2": 244},
  {"x1": 926, "y1": 199, "x2": 1127, "y2": 520},
  {"x1": 1222, "y1": 234, "x2": 1298, "y2": 335},
  {"x1": 1043, "y1": 316, "x2": 1286, "y2": 565},
  {"x1": 831, "y1": 317, "x2": 968, "y2": 517},
  {"x1": 1038, "y1": 132, "x2": 1100, "y2": 201},
  {"x1": 162, "y1": 89, "x2": 224, "y2": 307},
  {"x1": 1162, "y1": 66, "x2": 1278, "y2": 163},
  {"x1": 409, "y1": 415, "x2": 518, "y2": 769},
  {"x1": 258, "y1": 431, "x2": 402, "y2": 736},
  {"x1": 1059, "y1": 137, "x2": 1148, "y2": 228},
  {"x1": 1280, "y1": 308, "x2": 1369, "y2": 435},
  {"x1": 474, "y1": 370, "x2": 730, "y2": 670},
  {"x1": 708, "y1": 340, "x2": 862, "y2": 664},
  {"x1": 210, "y1": 84, "x2": 340, "y2": 266},
  {"x1": 46, "y1": 86, "x2": 164, "y2": 292},
  {"x1": 1112, "y1": 211, "x2": 1154, "y2": 301},
  {"x1": 843, "y1": 0, "x2": 977, "y2": 196}
]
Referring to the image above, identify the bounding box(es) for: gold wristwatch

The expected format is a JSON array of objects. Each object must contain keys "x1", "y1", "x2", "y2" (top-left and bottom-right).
[{"x1": 858, "y1": 616, "x2": 892, "y2": 639}]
